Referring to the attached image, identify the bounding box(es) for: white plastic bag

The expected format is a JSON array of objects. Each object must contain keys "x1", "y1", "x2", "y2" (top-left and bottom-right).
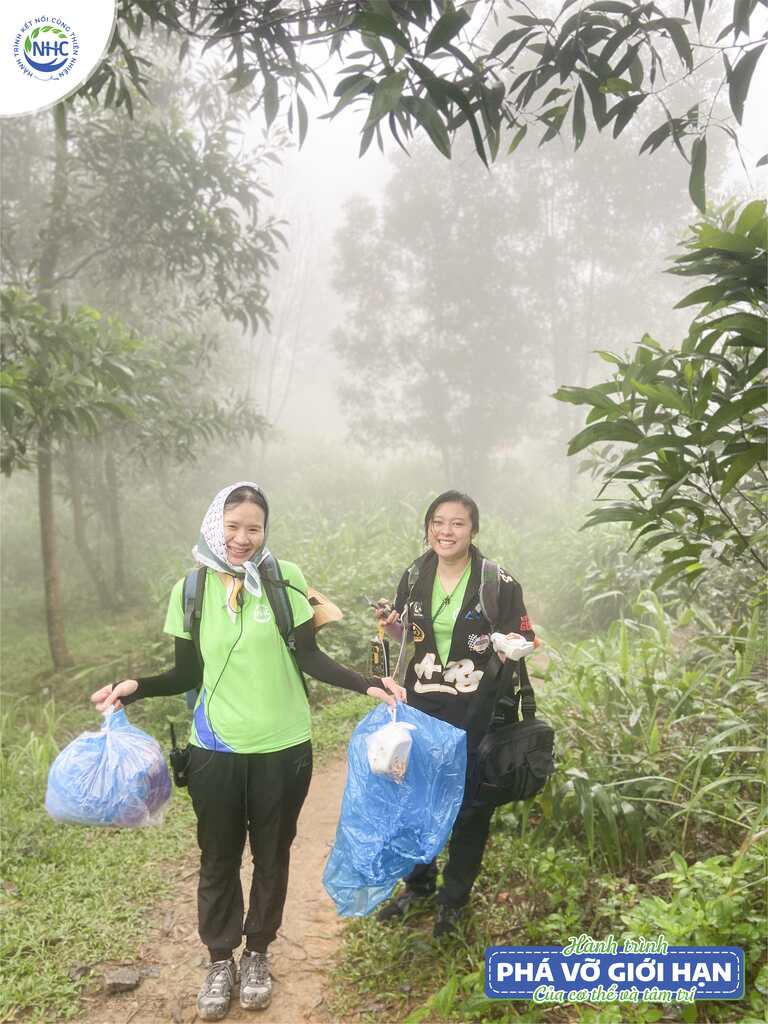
[
  {"x1": 366, "y1": 715, "x2": 416, "y2": 783},
  {"x1": 491, "y1": 632, "x2": 536, "y2": 661}
]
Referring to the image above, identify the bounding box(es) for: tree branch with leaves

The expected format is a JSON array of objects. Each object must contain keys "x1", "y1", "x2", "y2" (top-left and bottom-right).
[{"x1": 555, "y1": 198, "x2": 767, "y2": 589}]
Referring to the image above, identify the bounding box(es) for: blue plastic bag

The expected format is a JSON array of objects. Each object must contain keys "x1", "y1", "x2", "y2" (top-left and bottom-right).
[
  {"x1": 45, "y1": 708, "x2": 171, "y2": 828},
  {"x1": 323, "y1": 701, "x2": 467, "y2": 916}
]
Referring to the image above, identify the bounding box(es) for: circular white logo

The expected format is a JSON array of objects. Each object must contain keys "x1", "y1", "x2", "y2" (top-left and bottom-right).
[
  {"x1": 253, "y1": 605, "x2": 272, "y2": 624},
  {"x1": 1, "y1": 2, "x2": 117, "y2": 118}
]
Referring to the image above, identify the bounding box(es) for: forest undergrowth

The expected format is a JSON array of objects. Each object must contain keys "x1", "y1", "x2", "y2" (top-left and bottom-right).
[{"x1": 1, "y1": 492, "x2": 765, "y2": 1023}]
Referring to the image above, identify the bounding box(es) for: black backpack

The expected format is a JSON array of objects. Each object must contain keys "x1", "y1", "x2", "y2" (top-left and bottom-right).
[
  {"x1": 181, "y1": 554, "x2": 305, "y2": 708},
  {"x1": 472, "y1": 659, "x2": 555, "y2": 807}
]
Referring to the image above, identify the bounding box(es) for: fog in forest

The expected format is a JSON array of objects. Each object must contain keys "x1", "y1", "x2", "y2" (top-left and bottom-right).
[
  {"x1": 2, "y1": 6, "x2": 766, "y2": 1021},
  {"x1": 1, "y1": 15, "x2": 764, "y2": 645}
]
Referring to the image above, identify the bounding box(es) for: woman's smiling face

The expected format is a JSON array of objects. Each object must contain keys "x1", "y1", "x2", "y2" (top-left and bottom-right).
[
  {"x1": 223, "y1": 501, "x2": 265, "y2": 565},
  {"x1": 427, "y1": 501, "x2": 474, "y2": 561}
]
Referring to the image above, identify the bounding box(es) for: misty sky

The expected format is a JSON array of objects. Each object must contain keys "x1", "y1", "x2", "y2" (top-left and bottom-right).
[{"x1": 251, "y1": 43, "x2": 766, "y2": 439}]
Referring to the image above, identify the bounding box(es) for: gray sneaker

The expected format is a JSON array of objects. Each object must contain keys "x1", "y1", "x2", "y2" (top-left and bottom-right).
[
  {"x1": 197, "y1": 959, "x2": 236, "y2": 1021},
  {"x1": 239, "y1": 950, "x2": 272, "y2": 1010}
]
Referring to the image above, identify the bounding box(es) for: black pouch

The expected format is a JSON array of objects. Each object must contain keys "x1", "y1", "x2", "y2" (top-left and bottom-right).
[
  {"x1": 471, "y1": 658, "x2": 555, "y2": 808},
  {"x1": 474, "y1": 717, "x2": 555, "y2": 806},
  {"x1": 169, "y1": 723, "x2": 191, "y2": 789}
]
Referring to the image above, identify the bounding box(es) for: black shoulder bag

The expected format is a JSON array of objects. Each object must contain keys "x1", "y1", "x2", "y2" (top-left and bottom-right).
[{"x1": 473, "y1": 659, "x2": 555, "y2": 807}]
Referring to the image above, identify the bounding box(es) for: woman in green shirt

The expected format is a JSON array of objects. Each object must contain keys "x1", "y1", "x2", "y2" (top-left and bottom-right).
[
  {"x1": 373, "y1": 490, "x2": 536, "y2": 938},
  {"x1": 91, "y1": 481, "x2": 402, "y2": 1021}
]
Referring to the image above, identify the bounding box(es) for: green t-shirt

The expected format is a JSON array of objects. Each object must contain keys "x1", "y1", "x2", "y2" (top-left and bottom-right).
[
  {"x1": 431, "y1": 562, "x2": 472, "y2": 665},
  {"x1": 164, "y1": 562, "x2": 314, "y2": 754}
]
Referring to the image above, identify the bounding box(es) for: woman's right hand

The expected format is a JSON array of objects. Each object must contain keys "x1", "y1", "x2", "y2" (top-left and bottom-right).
[
  {"x1": 90, "y1": 679, "x2": 138, "y2": 713},
  {"x1": 372, "y1": 599, "x2": 399, "y2": 626}
]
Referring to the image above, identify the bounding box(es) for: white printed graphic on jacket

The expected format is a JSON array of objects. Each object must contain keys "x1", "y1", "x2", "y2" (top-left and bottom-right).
[{"x1": 413, "y1": 653, "x2": 483, "y2": 695}]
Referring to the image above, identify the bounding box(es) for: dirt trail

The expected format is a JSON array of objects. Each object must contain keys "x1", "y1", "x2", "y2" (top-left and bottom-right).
[{"x1": 84, "y1": 756, "x2": 348, "y2": 1024}]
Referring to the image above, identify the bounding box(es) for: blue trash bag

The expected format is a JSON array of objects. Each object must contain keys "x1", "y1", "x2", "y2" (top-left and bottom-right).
[
  {"x1": 45, "y1": 708, "x2": 171, "y2": 828},
  {"x1": 323, "y1": 701, "x2": 467, "y2": 917}
]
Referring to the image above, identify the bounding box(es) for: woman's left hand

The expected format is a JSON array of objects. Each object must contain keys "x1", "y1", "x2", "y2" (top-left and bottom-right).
[{"x1": 366, "y1": 676, "x2": 407, "y2": 706}]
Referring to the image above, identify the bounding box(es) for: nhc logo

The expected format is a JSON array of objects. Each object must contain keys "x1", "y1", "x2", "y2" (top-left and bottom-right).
[
  {"x1": 13, "y1": 18, "x2": 79, "y2": 81},
  {"x1": 1, "y1": 3, "x2": 116, "y2": 118}
]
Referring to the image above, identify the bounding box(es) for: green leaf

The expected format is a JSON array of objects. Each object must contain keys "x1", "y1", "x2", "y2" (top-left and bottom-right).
[
  {"x1": 612, "y1": 95, "x2": 644, "y2": 138},
  {"x1": 580, "y1": 72, "x2": 608, "y2": 128},
  {"x1": 734, "y1": 198, "x2": 766, "y2": 234},
  {"x1": 358, "y1": 123, "x2": 375, "y2": 157},
  {"x1": 694, "y1": 224, "x2": 755, "y2": 253},
  {"x1": 705, "y1": 312, "x2": 765, "y2": 343},
  {"x1": 262, "y1": 74, "x2": 279, "y2": 127},
  {"x1": 689, "y1": 136, "x2": 706, "y2": 213},
  {"x1": 554, "y1": 385, "x2": 621, "y2": 412},
  {"x1": 652, "y1": 558, "x2": 699, "y2": 589},
  {"x1": 489, "y1": 26, "x2": 532, "y2": 60},
  {"x1": 721, "y1": 445, "x2": 765, "y2": 495},
  {"x1": 707, "y1": 387, "x2": 765, "y2": 433},
  {"x1": 631, "y1": 380, "x2": 690, "y2": 415},
  {"x1": 728, "y1": 43, "x2": 765, "y2": 124},
  {"x1": 327, "y1": 75, "x2": 373, "y2": 118},
  {"x1": 595, "y1": 350, "x2": 623, "y2": 365},
  {"x1": 424, "y1": 9, "x2": 471, "y2": 57},
  {"x1": 568, "y1": 419, "x2": 643, "y2": 455},
  {"x1": 585, "y1": 506, "x2": 646, "y2": 526},
  {"x1": 352, "y1": 13, "x2": 410, "y2": 51},
  {"x1": 365, "y1": 70, "x2": 407, "y2": 127},
  {"x1": 402, "y1": 96, "x2": 451, "y2": 158},
  {"x1": 588, "y1": 1, "x2": 633, "y2": 12},
  {"x1": 572, "y1": 83, "x2": 586, "y2": 149},
  {"x1": 228, "y1": 67, "x2": 257, "y2": 94},
  {"x1": 666, "y1": 19, "x2": 694, "y2": 72},
  {"x1": 600, "y1": 77, "x2": 634, "y2": 94},
  {"x1": 297, "y1": 95, "x2": 309, "y2": 147},
  {"x1": 507, "y1": 124, "x2": 527, "y2": 154},
  {"x1": 647, "y1": 718, "x2": 660, "y2": 755},
  {"x1": 674, "y1": 283, "x2": 727, "y2": 309}
]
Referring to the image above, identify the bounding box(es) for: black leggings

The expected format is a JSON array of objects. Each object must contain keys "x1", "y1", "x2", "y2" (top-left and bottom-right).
[{"x1": 187, "y1": 741, "x2": 312, "y2": 956}]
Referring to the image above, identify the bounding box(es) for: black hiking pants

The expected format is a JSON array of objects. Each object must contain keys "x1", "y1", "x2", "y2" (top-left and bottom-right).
[
  {"x1": 403, "y1": 799, "x2": 496, "y2": 908},
  {"x1": 188, "y1": 741, "x2": 312, "y2": 957}
]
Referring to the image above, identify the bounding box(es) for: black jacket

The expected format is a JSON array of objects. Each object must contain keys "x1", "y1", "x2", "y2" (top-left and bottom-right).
[{"x1": 394, "y1": 546, "x2": 535, "y2": 748}]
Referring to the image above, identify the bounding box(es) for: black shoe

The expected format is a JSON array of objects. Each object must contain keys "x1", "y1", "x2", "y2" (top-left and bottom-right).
[
  {"x1": 377, "y1": 889, "x2": 432, "y2": 923},
  {"x1": 433, "y1": 903, "x2": 464, "y2": 938}
]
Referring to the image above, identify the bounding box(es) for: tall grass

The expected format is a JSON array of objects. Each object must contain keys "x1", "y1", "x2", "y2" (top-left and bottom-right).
[
  {"x1": 329, "y1": 569, "x2": 766, "y2": 1024},
  {"x1": 3, "y1": 486, "x2": 765, "y2": 1022}
]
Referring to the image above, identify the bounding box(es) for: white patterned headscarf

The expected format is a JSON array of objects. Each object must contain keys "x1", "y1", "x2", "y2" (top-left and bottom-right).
[{"x1": 193, "y1": 482, "x2": 271, "y2": 616}]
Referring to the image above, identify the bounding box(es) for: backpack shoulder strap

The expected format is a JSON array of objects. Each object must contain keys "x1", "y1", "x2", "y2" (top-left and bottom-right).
[
  {"x1": 260, "y1": 553, "x2": 296, "y2": 650},
  {"x1": 407, "y1": 550, "x2": 429, "y2": 589},
  {"x1": 478, "y1": 558, "x2": 501, "y2": 630},
  {"x1": 182, "y1": 568, "x2": 206, "y2": 710},
  {"x1": 182, "y1": 567, "x2": 206, "y2": 662},
  {"x1": 260, "y1": 554, "x2": 309, "y2": 697}
]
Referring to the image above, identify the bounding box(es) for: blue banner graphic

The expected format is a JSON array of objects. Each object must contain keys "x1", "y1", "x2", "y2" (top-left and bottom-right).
[{"x1": 485, "y1": 940, "x2": 744, "y2": 1004}]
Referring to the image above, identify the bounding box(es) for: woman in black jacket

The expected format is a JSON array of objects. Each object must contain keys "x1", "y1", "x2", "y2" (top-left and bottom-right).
[{"x1": 374, "y1": 489, "x2": 536, "y2": 938}]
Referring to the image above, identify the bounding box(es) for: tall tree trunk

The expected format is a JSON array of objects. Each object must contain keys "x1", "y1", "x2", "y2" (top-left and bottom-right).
[
  {"x1": 37, "y1": 435, "x2": 74, "y2": 668},
  {"x1": 103, "y1": 444, "x2": 126, "y2": 593},
  {"x1": 65, "y1": 441, "x2": 112, "y2": 607},
  {"x1": 35, "y1": 104, "x2": 72, "y2": 668}
]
